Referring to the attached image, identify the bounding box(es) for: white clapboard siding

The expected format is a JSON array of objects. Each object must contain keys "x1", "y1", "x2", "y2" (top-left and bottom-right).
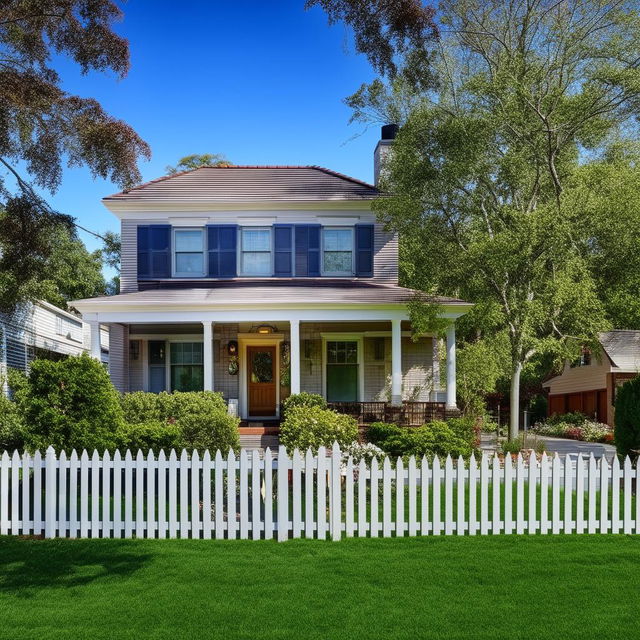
[{"x1": 0, "y1": 446, "x2": 635, "y2": 542}]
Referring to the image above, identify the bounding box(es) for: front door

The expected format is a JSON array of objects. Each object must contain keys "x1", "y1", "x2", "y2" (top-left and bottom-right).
[{"x1": 247, "y1": 346, "x2": 277, "y2": 417}]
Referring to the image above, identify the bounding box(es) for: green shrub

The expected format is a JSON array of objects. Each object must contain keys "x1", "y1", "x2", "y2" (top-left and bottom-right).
[
  {"x1": 366, "y1": 422, "x2": 403, "y2": 446},
  {"x1": 120, "y1": 391, "x2": 227, "y2": 424},
  {"x1": 614, "y1": 376, "x2": 640, "y2": 459},
  {"x1": 282, "y1": 392, "x2": 327, "y2": 416},
  {"x1": 175, "y1": 409, "x2": 240, "y2": 453},
  {"x1": 501, "y1": 437, "x2": 523, "y2": 455},
  {"x1": 547, "y1": 411, "x2": 586, "y2": 426},
  {"x1": 117, "y1": 421, "x2": 182, "y2": 453},
  {"x1": 0, "y1": 394, "x2": 25, "y2": 451},
  {"x1": 446, "y1": 416, "x2": 478, "y2": 445},
  {"x1": 279, "y1": 406, "x2": 358, "y2": 453},
  {"x1": 19, "y1": 354, "x2": 124, "y2": 452}
]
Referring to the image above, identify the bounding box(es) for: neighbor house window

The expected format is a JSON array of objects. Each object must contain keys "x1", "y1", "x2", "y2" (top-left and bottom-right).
[
  {"x1": 170, "y1": 342, "x2": 203, "y2": 391},
  {"x1": 326, "y1": 340, "x2": 358, "y2": 402},
  {"x1": 322, "y1": 228, "x2": 353, "y2": 276},
  {"x1": 174, "y1": 229, "x2": 205, "y2": 276},
  {"x1": 241, "y1": 228, "x2": 271, "y2": 276}
]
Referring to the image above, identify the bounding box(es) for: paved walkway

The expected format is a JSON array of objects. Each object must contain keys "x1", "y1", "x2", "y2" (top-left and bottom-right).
[{"x1": 480, "y1": 433, "x2": 616, "y2": 461}]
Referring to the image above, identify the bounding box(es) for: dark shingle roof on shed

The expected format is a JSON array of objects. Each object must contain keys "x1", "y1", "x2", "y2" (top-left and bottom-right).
[
  {"x1": 599, "y1": 330, "x2": 640, "y2": 371},
  {"x1": 104, "y1": 166, "x2": 379, "y2": 202}
]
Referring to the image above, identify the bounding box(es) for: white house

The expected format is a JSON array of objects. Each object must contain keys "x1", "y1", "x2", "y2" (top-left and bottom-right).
[
  {"x1": 0, "y1": 300, "x2": 109, "y2": 393},
  {"x1": 71, "y1": 126, "x2": 472, "y2": 426}
]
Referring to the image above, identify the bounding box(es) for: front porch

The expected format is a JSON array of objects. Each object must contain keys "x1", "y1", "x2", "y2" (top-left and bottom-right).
[{"x1": 89, "y1": 316, "x2": 460, "y2": 422}]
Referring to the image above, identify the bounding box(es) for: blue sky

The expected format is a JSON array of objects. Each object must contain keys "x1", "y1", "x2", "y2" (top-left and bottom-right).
[{"x1": 40, "y1": 1, "x2": 381, "y2": 257}]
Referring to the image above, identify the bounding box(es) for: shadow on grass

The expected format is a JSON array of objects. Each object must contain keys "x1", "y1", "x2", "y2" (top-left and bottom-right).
[{"x1": 0, "y1": 537, "x2": 154, "y2": 596}]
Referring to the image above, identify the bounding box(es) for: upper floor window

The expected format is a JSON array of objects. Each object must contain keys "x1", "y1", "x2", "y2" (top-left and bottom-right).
[
  {"x1": 174, "y1": 229, "x2": 204, "y2": 276},
  {"x1": 241, "y1": 228, "x2": 272, "y2": 276},
  {"x1": 322, "y1": 227, "x2": 353, "y2": 276}
]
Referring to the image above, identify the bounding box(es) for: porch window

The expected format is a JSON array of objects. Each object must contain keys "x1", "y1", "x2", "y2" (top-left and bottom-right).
[
  {"x1": 241, "y1": 228, "x2": 272, "y2": 276},
  {"x1": 170, "y1": 342, "x2": 204, "y2": 391},
  {"x1": 322, "y1": 228, "x2": 353, "y2": 276},
  {"x1": 174, "y1": 229, "x2": 205, "y2": 276},
  {"x1": 326, "y1": 340, "x2": 358, "y2": 402}
]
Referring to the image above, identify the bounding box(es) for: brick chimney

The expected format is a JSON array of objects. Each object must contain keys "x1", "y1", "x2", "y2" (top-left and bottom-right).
[{"x1": 373, "y1": 124, "x2": 398, "y2": 186}]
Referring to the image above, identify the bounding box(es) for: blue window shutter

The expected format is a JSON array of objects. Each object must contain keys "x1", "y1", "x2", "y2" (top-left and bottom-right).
[
  {"x1": 274, "y1": 224, "x2": 293, "y2": 276},
  {"x1": 207, "y1": 225, "x2": 237, "y2": 278},
  {"x1": 355, "y1": 224, "x2": 374, "y2": 277},
  {"x1": 294, "y1": 224, "x2": 321, "y2": 277},
  {"x1": 137, "y1": 225, "x2": 150, "y2": 279},
  {"x1": 138, "y1": 224, "x2": 170, "y2": 279}
]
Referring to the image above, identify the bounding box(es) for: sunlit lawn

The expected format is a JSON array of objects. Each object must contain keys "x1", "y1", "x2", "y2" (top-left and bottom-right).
[{"x1": 1, "y1": 535, "x2": 639, "y2": 639}]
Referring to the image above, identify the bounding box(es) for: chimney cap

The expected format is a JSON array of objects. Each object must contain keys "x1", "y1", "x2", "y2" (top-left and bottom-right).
[{"x1": 381, "y1": 124, "x2": 399, "y2": 140}]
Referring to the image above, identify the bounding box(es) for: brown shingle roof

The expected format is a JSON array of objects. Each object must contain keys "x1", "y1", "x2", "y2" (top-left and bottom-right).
[
  {"x1": 71, "y1": 281, "x2": 469, "y2": 309},
  {"x1": 599, "y1": 330, "x2": 640, "y2": 371},
  {"x1": 105, "y1": 166, "x2": 379, "y2": 202}
]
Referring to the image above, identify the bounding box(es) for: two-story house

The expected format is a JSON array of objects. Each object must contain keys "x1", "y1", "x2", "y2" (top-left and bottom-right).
[{"x1": 71, "y1": 127, "x2": 472, "y2": 424}]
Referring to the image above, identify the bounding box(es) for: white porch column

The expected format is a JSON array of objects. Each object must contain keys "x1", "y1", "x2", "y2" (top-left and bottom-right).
[
  {"x1": 89, "y1": 321, "x2": 102, "y2": 361},
  {"x1": 290, "y1": 319, "x2": 301, "y2": 395},
  {"x1": 445, "y1": 323, "x2": 457, "y2": 409},
  {"x1": 203, "y1": 321, "x2": 214, "y2": 392},
  {"x1": 391, "y1": 318, "x2": 402, "y2": 405}
]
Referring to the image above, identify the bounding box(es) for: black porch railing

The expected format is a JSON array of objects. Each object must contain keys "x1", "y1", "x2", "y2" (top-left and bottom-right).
[{"x1": 327, "y1": 401, "x2": 447, "y2": 427}]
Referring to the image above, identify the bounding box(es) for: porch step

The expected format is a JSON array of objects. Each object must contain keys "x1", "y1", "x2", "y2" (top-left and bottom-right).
[{"x1": 239, "y1": 434, "x2": 280, "y2": 451}]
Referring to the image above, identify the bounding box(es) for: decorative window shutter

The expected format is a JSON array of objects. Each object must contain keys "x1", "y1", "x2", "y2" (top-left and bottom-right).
[
  {"x1": 273, "y1": 224, "x2": 293, "y2": 276},
  {"x1": 137, "y1": 224, "x2": 171, "y2": 279},
  {"x1": 294, "y1": 224, "x2": 321, "y2": 277},
  {"x1": 355, "y1": 224, "x2": 374, "y2": 277},
  {"x1": 207, "y1": 225, "x2": 238, "y2": 278}
]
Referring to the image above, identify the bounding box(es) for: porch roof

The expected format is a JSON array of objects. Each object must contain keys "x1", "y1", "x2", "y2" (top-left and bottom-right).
[{"x1": 71, "y1": 281, "x2": 470, "y2": 312}]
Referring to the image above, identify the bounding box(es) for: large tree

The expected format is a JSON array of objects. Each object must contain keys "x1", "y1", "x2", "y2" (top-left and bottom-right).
[
  {"x1": 0, "y1": 0, "x2": 150, "y2": 310},
  {"x1": 319, "y1": 0, "x2": 640, "y2": 438},
  {"x1": 166, "y1": 153, "x2": 233, "y2": 175}
]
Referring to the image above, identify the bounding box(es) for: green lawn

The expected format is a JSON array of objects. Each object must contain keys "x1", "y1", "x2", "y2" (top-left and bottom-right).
[{"x1": 1, "y1": 535, "x2": 638, "y2": 639}]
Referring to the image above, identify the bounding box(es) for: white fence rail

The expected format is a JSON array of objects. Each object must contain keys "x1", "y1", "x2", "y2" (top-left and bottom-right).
[{"x1": 0, "y1": 445, "x2": 637, "y2": 540}]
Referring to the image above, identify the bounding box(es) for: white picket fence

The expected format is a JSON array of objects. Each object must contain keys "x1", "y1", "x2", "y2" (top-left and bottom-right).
[{"x1": 0, "y1": 445, "x2": 638, "y2": 541}]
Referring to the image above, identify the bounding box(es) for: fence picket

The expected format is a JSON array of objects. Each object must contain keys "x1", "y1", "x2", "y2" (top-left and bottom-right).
[
  {"x1": 292, "y1": 449, "x2": 302, "y2": 539},
  {"x1": 503, "y1": 454, "x2": 512, "y2": 535},
  {"x1": 124, "y1": 450, "x2": 133, "y2": 538},
  {"x1": 444, "y1": 456, "x2": 453, "y2": 536},
  {"x1": 623, "y1": 456, "x2": 632, "y2": 535},
  {"x1": 358, "y1": 458, "x2": 368, "y2": 538},
  {"x1": 264, "y1": 448, "x2": 273, "y2": 540},
  {"x1": 551, "y1": 454, "x2": 561, "y2": 535},
  {"x1": 251, "y1": 450, "x2": 261, "y2": 540},
  {"x1": 396, "y1": 457, "x2": 405, "y2": 538},
  {"x1": 44, "y1": 447, "x2": 57, "y2": 538},
  {"x1": 516, "y1": 454, "x2": 525, "y2": 535},
  {"x1": 112, "y1": 450, "x2": 121, "y2": 539},
  {"x1": 599, "y1": 456, "x2": 609, "y2": 534},
  {"x1": 168, "y1": 450, "x2": 178, "y2": 539},
  {"x1": 588, "y1": 454, "x2": 597, "y2": 534},
  {"x1": 345, "y1": 455, "x2": 354, "y2": 538},
  {"x1": 90, "y1": 450, "x2": 100, "y2": 538},
  {"x1": 563, "y1": 453, "x2": 572, "y2": 534},
  {"x1": 227, "y1": 449, "x2": 237, "y2": 540},
  {"x1": 636, "y1": 459, "x2": 640, "y2": 535},
  {"x1": 433, "y1": 456, "x2": 442, "y2": 536},
  {"x1": 202, "y1": 450, "x2": 212, "y2": 540},
  {"x1": 370, "y1": 456, "x2": 379, "y2": 538},
  {"x1": 80, "y1": 450, "x2": 90, "y2": 538},
  {"x1": 179, "y1": 450, "x2": 189, "y2": 539},
  {"x1": 528, "y1": 452, "x2": 537, "y2": 535},
  {"x1": 463, "y1": 456, "x2": 474, "y2": 537},
  {"x1": 135, "y1": 450, "x2": 145, "y2": 539},
  {"x1": 239, "y1": 449, "x2": 249, "y2": 540},
  {"x1": 191, "y1": 450, "x2": 200, "y2": 540},
  {"x1": 330, "y1": 444, "x2": 341, "y2": 542},
  {"x1": 33, "y1": 450, "x2": 42, "y2": 536},
  {"x1": 214, "y1": 450, "x2": 223, "y2": 540},
  {"x1": 102, "y1": 451, "x2": 111, "y2": 539},
  {"x1": 575, "y1": 454, "x2": 585, "y2": 534},
  {"x1": 157, "y1": 450, "x2": 166, "y2": 540},
  {"x1": 147, "y1": 450, "x2": 155, "y2": 540},
  {"x1": 277, "y1": 446, "x2": 289, "y2": 542},
  {"x1": 479, "y1": 454, "x2": 489, "y2": 535},
  {"x1": 382, "y1": 457, "x2": 392, "y2": 538},
  {"x1": 408, "y1": 456, "x2": 417, "y2": 537},
  {"x1": 456, "y1": 456, "x2": 465, "y2": 536},
  {"x1": 305, "y1": 448, "x2": 314, "y2": 539},
  {"x1": 0, "y1": 451, "x2": 8, "y2": 536},
  {"x1": 11, "y1": 450, "x2": 20, "y2": 535},
  {"x1": 21, "y1": 451, "x2": 30, "y2": 536},
  {"x1": 611, "y1": 456, "x2": 621, "y2": 535},
  {"x1": 491, "y1": 454, "x2": 500, "y2": 535}
]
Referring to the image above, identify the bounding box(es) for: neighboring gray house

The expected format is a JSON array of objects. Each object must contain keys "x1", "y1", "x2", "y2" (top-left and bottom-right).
[
  {"x1": 0, "y1": 300, "x2": 109, "y2": 394},
  {"x1": 71, "y1": 127, "x2": 472, "y2": 425}
]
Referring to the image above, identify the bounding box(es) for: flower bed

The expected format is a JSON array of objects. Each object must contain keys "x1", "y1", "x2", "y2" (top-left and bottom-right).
[{"x1": 532, "y1": 412, "x2": 613, "y2": 443}]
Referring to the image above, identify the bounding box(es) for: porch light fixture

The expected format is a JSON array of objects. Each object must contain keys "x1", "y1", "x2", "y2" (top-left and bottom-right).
[{"x1": 256, "y1": 324, "x2": 276, "y2": 335}]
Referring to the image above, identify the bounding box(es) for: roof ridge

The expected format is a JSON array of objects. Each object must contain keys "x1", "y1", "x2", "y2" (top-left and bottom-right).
[{"x1": 104, "y1": 165, "x2": 378, "y2": 199}]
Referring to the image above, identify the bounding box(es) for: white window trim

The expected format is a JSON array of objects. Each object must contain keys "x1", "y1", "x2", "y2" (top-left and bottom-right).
[
  {"x1": 238, "y1": 227, "x2": 273, "y2": 277},
  {"x1": 321, "y1": 333, "x2": 364, "y2": 401},
  {"x1": 321, "y1": 226, "x2": 355, "y2": 277},
  {"x1": 167, "y1": 339, "x2": 205, "y2": 392},
  {"x1": 172, "y1": 227, "x2": 206, "y2": 278}
]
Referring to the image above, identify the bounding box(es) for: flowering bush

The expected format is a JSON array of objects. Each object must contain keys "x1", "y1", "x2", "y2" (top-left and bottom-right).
[
  {"x1": 532, "y1": 414, "x2": 612, "y2": 443},
  {"x1": 342, "y1": 441, "x2": 384, "y2": 465}
]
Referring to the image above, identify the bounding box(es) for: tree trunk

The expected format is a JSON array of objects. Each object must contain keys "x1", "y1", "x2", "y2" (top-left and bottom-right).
[{"x1": 509, "y1": 361, "x2": 522, "y2": 440}]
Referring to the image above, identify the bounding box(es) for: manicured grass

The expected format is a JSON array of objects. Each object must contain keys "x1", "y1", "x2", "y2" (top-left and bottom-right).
[{"x1": 1, "y1": 535, "x2": 638, "y2": 639}]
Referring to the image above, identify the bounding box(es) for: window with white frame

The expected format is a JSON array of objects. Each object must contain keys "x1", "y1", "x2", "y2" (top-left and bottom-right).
[
  {"x1": 241, "y1": 228, "x2": 272, "y2": 276},
  {"x1": 322, "y1": 227, "x2": 353, "y2": 276},
  {"x1": 174, "y1": 229, "x2": 205, "y2": 276},
  {"x1": 55, "y1": 315, "x2": 83, "y2": 342}
]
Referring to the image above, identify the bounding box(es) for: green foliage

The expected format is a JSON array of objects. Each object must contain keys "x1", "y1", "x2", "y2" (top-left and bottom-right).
[
  {"x1": 117, "y1": 421, "x2": 182, "y2": 453},
  {"x1": 501, "y1": 437, "x2": 523, "y2": 455},
  {"x1": 175, "y1": 412, "x2": 240, "y2": 453},
  {"x1": 0, "y1": 395, "x2": 26, "y2": 451},
  {"x1": 456, "y1": 339, "x2": 505, "y2": 416},
  {"x1": 18, "y1": 354, "x2": 124, "y2": 452},
  {"x1": 533, "y1": 414, "x2": 612, "y2": 443},
  {"x1": 166, "y1": 154, "x2": 232, "y2": 175},
  {"x1": 279, "y1": 406, "x2": 358, "y2": 453},
  {"x1": 365, "y1": 419, "x2": 476, "y2": 459},
  {"x1": 614, "y1": 376, "x2": 640, "y2": 458},
  {"x1": 282, "y1": 392, "x2": 327, "y2": 416},
  {"x1": 120, "y1": 391, "x2": 227, "y2": 423}
]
